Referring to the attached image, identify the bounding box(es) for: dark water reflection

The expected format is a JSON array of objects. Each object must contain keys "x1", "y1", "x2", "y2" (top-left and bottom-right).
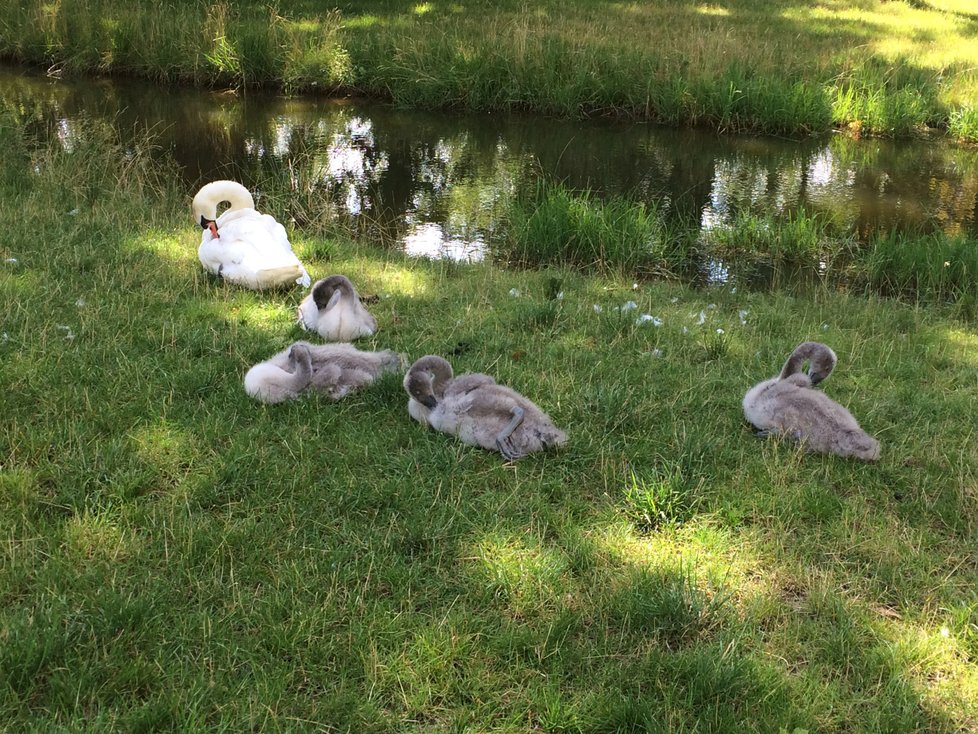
[{"x1": 3, "y1": 64, "x2": 977, "y2": 276}]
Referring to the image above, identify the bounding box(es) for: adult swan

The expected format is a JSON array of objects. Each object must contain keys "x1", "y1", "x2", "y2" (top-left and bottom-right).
[{"x1": 192, "y1": 180, "x2": 311, "y2": 290}]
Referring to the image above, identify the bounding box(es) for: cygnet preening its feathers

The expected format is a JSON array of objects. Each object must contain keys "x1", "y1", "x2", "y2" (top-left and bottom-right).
[
  {"x1": 297, "y1": 275, "x2": 378, "y2": 341},
  {"x1": 403, "y1": 355, "x2": 567, "y2": 460},
  {"x1": 742, "y1": 341, "x2": 880, "y2": 461},
  {"x1": 244, "y1": 341, "x2": 403, "y2": 404},
  {"x1": 192, "y1": 180, "x2": 311, "y2": 290}
]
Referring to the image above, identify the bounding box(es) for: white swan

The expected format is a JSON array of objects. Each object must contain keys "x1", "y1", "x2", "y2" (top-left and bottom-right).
[
  {"x1": 403, "y1": 355, "x2": 567, "y2": 460},
  {"x1": 297, "y1": 275, "x2": 377, "y2": 341},
  {"x1": 192, "y1": 180, "x2": 311, "y2": 290},
  {"x1": 743, "y1": 341, "x2": 880, "y2": 461}
]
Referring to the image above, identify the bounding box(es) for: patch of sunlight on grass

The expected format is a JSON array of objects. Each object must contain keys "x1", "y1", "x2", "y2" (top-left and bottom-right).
[
  {"x1": 788, "y1": 5, "x2": 978, "y2": 67},
  {"x1": 591, "y1": 517, "x2": 764, "y2": 595},
  {"x1": 474, "y1": 532, "x2": 571, "y2": 617},
  {"x1": 696, "y1": 5, "x2": 731, "y2": 17},
  {"x1": 358, "y1": 261, "x2": 433, "y2": 296},
  {"x1": 939, "y1": 328, "x2": 978, "y2": 365},
  {"x1": 127, "y1": 231, "x2": 197, "y2": 267},
  {"x1": 343, "y1": 15, "x2": 379, "y2": 29},
  {"x1": 233, "y1": 301, "x2": 297, "y2": 331},
  {"x1": 130, "y1": 419, "x2": 192, "y2": 481},
  {"x1": 287, "y1": 20, "x2": 321, "y2": 33},
  {"x1": 885, "y1": 624, "x2": 978, "y2": 720},
  {"x1": 413, "y1": 3, "x2": 433, "y2": 15},
  {"x1": 65, "y1": 511, "x2": 139, "y2": 564}
]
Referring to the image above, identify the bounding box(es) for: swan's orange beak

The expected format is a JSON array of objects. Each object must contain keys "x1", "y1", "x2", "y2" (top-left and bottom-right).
[{"x1": 207, "y1": 221, "x2": 220, "y2": 239}]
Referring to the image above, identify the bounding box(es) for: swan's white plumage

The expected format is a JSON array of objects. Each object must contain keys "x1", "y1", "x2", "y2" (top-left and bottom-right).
[{"x1": 192, "y1": 180, "x2": 311, "y2": 290}]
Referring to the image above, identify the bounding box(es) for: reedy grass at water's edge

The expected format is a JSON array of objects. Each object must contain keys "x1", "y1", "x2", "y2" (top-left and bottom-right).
[
  {"x1": 2, "y1": 117, "x2": 978, "y2": 732},
  {"x1": 1, "y1": 0, "x2": 978, "y2": 140}
]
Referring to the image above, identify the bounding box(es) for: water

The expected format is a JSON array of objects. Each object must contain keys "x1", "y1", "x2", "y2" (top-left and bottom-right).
[{"x1": 3, "y1": 64, "x2": 977, "y2": 280}]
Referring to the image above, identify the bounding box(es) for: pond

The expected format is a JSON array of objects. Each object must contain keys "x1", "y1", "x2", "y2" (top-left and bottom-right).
[{"x1": 3, "y1": 63, "x2": 977, "y2": 283}]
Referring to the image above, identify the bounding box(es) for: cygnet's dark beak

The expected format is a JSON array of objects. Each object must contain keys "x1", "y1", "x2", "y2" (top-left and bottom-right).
[{"x1": 420, "y1": 395, "x2": 438, "y2": 409}]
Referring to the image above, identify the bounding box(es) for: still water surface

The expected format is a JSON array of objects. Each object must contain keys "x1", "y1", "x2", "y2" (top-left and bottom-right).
[{"x1": 3, "y1": 64, "x2": 977, "y2": 273}]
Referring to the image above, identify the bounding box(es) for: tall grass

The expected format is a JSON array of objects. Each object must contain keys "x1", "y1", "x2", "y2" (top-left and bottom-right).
[
  {"x1": 1, "y1": 0, "x2": 977, "y2": 139},
  {"x1": 0, "y1": 0, "x2": 351, "y2": 89},
  {"x1": 702, "y1": 209, "x2": 853, "y2": 268},
  {"x1": 864, "y1": 229, "x2": 978, "y2": 307},
  {"x1": 498, "y1": 180, "x2": 689, "y2": 276}
]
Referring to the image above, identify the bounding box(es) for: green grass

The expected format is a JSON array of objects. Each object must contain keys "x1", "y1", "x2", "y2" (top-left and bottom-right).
[
  {"x1": 497, "y1": 180, "x2": 683, "y2": 277},
  {"x1": 3, "y1": 116, "x2": 978, "y2": 732},
  {"x1": 1, "y1": 0, "x2": 978, "y2": 139}
]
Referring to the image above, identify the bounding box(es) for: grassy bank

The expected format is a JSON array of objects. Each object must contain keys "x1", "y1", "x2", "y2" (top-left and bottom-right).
[
  {"x1": 3, "y1": 110, "x2": 978, "y2": 732},
  {"x1": 1, "y1": 0, "x2": 978, "y2": 140}
]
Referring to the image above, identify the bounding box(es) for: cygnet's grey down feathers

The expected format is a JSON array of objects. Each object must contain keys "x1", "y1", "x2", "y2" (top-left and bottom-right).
[
  {"x1": 245, "y1": 341, "x2": 402, "y2": 404},
  {"x1": 403, "y1": 355, "x2": 567, "y2": 460},
  {"x1": 296, "y1": 274, "x2": 377, "y2": 341},
  {"x1": 742, "y1": 341, "x2": 880, "y2": 461}
]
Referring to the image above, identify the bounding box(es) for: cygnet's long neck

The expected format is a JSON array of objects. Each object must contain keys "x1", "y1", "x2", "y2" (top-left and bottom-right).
[
  {"x1": 406, "y1": 356, "x2": 454, "y2": 405},
  {"x1": 779, "y1": 341, "x2": 836, "y2": 384}
]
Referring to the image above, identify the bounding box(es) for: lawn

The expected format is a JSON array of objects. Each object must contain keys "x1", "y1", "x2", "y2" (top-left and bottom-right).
[{"x1": 1, "y1": 107, "x2": 977, "y2": 731}]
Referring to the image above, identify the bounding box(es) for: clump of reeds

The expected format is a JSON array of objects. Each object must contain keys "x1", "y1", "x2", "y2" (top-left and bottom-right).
[
  {"x1": 700, "y1": 209, "x2": 851, "y2": 269},
  {"x1": 497, "y1": 180, "x2": 690, "y2": 276},
  {"x1": 862, "y1": 229, "x2": 978, "y2": 305}
]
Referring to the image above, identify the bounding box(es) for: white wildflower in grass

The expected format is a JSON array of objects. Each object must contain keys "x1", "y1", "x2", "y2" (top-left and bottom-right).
[
  {"x1": 556, "y1": 291, "x2": 564, "y2": 300},
  {"x1": 821, "y1": 322, "x2": 830, "y2": 331},
  {"x1": 509, "y1": 288, "x2": 521, "y2": 297},
  {"x1": 56, "y1": 325, "x2": 75, "y2": 341},
  {"x1": 682, "y1": 326, "x2": 689, "y2": 335},
  {"x1": 68, "y1": 208, "x2": 80, "y2": 216},
  {"x1": 670, "y1": 297, "x2": 679, "y2": 304},
  {"x1": 940, "y1": 626, "x2": 951, "y2": 638},
  {"x1": 707, "y1": 303, "x2": 716, "y2": 310},
  {"x1": 75, "y1": 297, "x2": 86, "y2": 308},
  {"x1": 0, "y1": 332, "x2": 8, "y2": 345},
  {"x1": 618, "y1": 300, "x2": 638, "y2": 313},
  {"x1": 716, "y1": 328, "x2": 725, "y2": 335},
  {"x1": 696, "y1": 310, "x2": 706, "y2": 325},
  {"x1": 738, "y1": 309, "x2": 749, "y2": 325},
  {"x1": 650, "y1": 348, "x2": 664, "y2": 357},
  {"x1": 632, "y1": 282, "x2": 639, "y2": 290},
  {"x1": 592, "y1": 304, "x2": 603, "y2": 313},
  {"x1": 944, "y1": 261, "x2": 951, "y2": 268},
  {"x1": 731, "y1": 287, "x2": 737, "y2": 294}
]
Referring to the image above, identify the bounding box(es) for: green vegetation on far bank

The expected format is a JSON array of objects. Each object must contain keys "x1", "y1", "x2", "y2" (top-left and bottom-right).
[
  {"x1": 2, "y1": 106, "x2": 978, "y2": 731},
  {"x1": 497, "y1": 181, "x2": 978, "y2": 314},
  {"x1": 1, "y1": 0, "x2": 978, "y2": 140}
]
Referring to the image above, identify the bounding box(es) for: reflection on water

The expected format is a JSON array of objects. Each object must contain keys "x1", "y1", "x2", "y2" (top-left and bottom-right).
[{"x1": 3, "y1": 64, "x2": 977, "y2": 278}]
